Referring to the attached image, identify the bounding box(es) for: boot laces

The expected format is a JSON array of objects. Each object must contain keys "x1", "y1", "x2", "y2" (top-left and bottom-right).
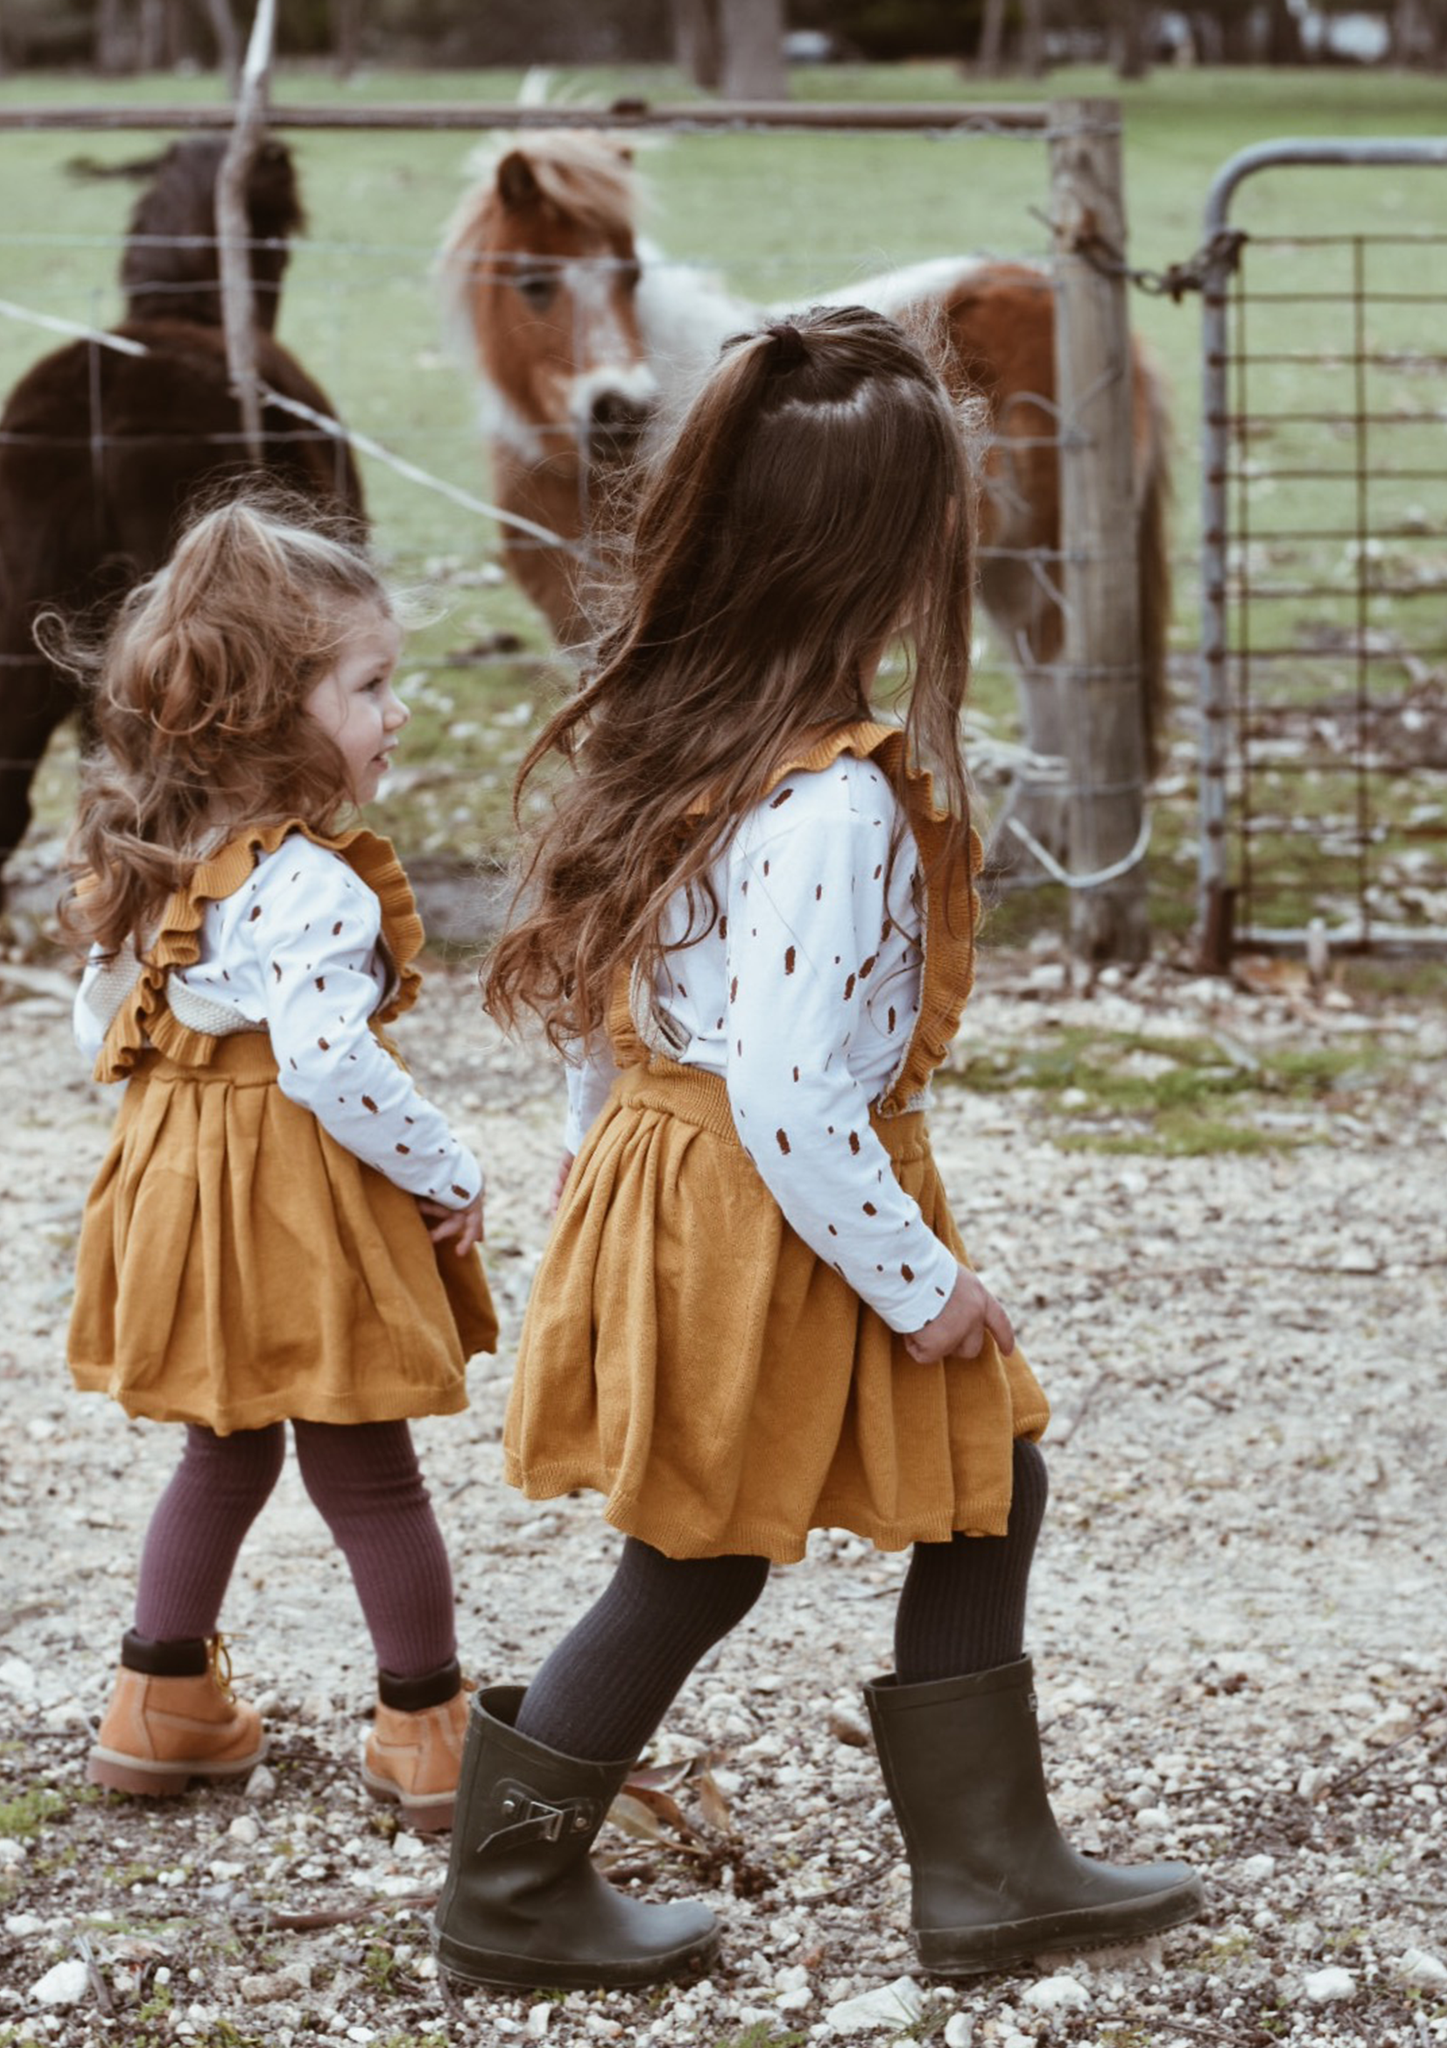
[{"x1": 206, "y1": 1634, "x2": 237, "y2": 1703}]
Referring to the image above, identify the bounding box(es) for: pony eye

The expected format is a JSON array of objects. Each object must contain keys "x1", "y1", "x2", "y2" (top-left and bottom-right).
[{"x1": 515, "y1": 272, "x2": 557, "y2": 310}]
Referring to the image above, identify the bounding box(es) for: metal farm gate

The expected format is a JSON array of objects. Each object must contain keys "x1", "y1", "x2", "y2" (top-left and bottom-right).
[{"x1": 1198, "y1": 138, "x2": 1447, "y2": 967}]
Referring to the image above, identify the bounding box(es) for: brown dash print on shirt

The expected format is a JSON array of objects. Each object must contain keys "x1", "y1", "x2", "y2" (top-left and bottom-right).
[
  {"x1": 784, "y1": 946, "x2": 795, "y2": 975},
  {"x1": 776, "y1": 1129, "x2": 791, "y2": 1155},
  {"x1": 768, "y1": 785, "x2": 794, "y2": 809},
  {"x1": 362, "y1": 1096, "x2": 379, "y2": 1113}
]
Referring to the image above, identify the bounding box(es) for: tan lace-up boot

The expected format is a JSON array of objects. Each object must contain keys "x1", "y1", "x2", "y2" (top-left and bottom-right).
[
  {"x1": 88, "y1": 1632, "x2": 266, "y2": 1796},
  {"x1": 362, "y1": 1658, "x2": 470, "y2": 1833}
]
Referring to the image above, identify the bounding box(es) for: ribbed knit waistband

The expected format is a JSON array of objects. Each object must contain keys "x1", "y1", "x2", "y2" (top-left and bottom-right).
[{"x1": 613, "y1": 1056, "x2": 932, "y2": 1163}]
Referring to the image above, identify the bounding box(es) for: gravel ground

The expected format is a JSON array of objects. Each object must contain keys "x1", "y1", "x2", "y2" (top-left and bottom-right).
[{"x1": 1, "y1": 894, "x2": 1444, "y2": 2048}]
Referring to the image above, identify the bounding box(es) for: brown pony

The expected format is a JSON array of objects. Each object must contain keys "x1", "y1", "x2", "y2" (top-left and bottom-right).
[
  {"x1": 439, "y1": 133, "x2": 1172, "y2": 860},
  {"x1": 0, "y1": 135, "x2": 364, "y2": 897}
]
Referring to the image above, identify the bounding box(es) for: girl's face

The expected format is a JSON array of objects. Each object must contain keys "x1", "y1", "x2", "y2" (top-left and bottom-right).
[{"x1": 303, "y1": 607, "x2": 408, "y2": 805}]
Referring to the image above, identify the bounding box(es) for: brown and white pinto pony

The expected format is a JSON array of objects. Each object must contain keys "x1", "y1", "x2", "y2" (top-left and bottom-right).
[
  {"x1": 439, "y1": 133, "x2": 1171, "y2": 858},
  {"x1": 0, "y1": 136, "x2": 364, "y2": 899}
]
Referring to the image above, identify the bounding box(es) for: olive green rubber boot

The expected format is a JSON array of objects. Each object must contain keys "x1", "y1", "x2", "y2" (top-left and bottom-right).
[
  {"x1": 864, "y1": 1657, "x2": 1204, "y2": 1976},
  {"x1": 432, "y1": 1686, "x2": 719, "y2": 1990}
]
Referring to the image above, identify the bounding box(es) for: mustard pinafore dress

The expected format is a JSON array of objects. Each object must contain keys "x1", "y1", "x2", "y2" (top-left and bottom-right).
[
  {"x1": 68, "y1": 821, "x2": 498, "y2": 1436},
  {"x1": 504, "y1": 724, "x2": 1049, "y2": 1563}
]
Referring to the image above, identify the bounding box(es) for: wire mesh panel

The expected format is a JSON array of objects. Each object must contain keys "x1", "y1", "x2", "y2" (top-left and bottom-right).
[
  {"x1": 1199, "y1": 141, "x2": 1447, "y2": 959},
  {"x1": 0, "y1": 100, "x2": 1140, "y2": 930}
]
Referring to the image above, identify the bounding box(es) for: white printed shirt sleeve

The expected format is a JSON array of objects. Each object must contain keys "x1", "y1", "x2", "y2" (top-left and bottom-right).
[
  {"x1": 564, "y1": 1036, "x2": 622, "y2": 1154},
  {"x1": 244, "y1": 842, "x2": 482, "y2": 1207},
  {"x1": 724, "y1": 791, "x2": 959, "y2": 1332},
  {"x1": 74, "y1": 955, "x2": 108, "y2": 1062}
]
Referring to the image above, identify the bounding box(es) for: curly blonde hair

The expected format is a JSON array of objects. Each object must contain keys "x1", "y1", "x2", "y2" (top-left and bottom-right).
[
  {"x1": 58, "y1": 490, "x2": 390, "y2": 959},
  {"x1": 485, "y1": 303, "x2": 980, "y2": 1052}
]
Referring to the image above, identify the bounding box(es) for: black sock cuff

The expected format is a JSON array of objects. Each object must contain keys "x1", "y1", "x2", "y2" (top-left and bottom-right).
[
  {"x1": 378, "y1": 1656, "x2": 462, "y2": 1712},
  {"x1": 120, "y1": 1630, "x2": 209, "y2": 1677}
]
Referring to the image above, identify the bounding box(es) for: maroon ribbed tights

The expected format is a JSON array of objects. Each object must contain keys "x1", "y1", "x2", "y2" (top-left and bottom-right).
[{"x1": 132, "y1": 1420, "x2": 456, "y2": 1679}]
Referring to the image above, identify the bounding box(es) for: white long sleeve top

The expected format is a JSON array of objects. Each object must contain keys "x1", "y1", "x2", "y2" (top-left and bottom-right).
[
  {"x1": 565, "y1": 752, "x2": 960, "y2": 1332},
  {"x1": 75, "y1": 833, "x2": 482, "y2": 1209}
]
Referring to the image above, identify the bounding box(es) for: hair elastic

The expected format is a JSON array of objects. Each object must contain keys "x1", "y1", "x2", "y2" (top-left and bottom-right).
[{"x1": 766, "y1": 320, "x2": 809, "y2": 368}]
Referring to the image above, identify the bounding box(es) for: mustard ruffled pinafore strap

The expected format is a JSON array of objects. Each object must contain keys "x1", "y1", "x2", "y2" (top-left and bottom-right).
[
  {"x1": 605, "y1": 721, "x2": 982, "y2": 1108},
  {"x1": 91, "y1": 820, "x2": 425, "y2": 1083}
]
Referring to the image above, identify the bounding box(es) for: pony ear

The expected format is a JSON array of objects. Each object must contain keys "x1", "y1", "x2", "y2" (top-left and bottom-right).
[{"x1": 497, "y1": 151, "x2": 540, "y2": 211}]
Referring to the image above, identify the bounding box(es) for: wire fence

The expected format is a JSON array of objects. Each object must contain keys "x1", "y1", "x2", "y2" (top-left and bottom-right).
[{"x1": 0, "y1": 101, "x2": 1168, "y2": 918}]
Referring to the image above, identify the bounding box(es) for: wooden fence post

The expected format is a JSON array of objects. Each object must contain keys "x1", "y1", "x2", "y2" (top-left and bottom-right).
[
  {"x1": 1048, "y1": 96, "x2": 1150, "y2": 964},
  {"x1": 216, "y1": 0, "x2": 276, "y2": 467}
]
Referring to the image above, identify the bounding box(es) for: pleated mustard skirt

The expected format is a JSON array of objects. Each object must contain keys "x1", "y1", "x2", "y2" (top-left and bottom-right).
[
  {"x1": 505, "y1": 1058, "x2": 1049, "y2": 1563},
  {"x1": 69, "y1": 1035, "x2": 498, "y2": 1435}
]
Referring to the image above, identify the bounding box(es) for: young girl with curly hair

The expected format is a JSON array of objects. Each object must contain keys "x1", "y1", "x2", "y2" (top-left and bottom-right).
[{"x1": 62, "y1": 495, "x2": 496, "y2": 1831}]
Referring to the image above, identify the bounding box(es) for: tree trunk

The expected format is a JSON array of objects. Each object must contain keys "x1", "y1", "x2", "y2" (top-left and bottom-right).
[
  {"x1": 673, "y1": 0, "x2": 721, "y2": 90},
  {"x1": 138, "y1": 0, "x2": 167, "y2": 68},
  {"x1": 977, "y1": 0, "x2": 1007, "y2": 75},
  {"x1": 96, "y1": 0, "x2": 134, "y2": 72},
  {"x1": 720, "y1": 0, "x2": 787, "y2": 99},
  {"x1": 332, "y1": 0, "x2": 363, "y2": 79},
  {"x1": 200, "y1": 0, "x2": 241, "y2": 89},
  {"x1": 1109, "y1": 0, "x2": 1150, "y2": 78},
  {"x1": 1020, "y1": 0, "x2": 1046, "y2": 77}
]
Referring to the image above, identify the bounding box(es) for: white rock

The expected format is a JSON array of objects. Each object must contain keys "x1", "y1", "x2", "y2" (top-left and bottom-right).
[
  {"x1": 0, "y1": 1656, "x2": 37, "y2": 1702},
  {"x1": 0, "y1": 1840, "x2": 27, "y2": 1869},
  {"x1": 244, "y1": 1763, "x2": 277, "y2": 1802},
  {"x1": 31, "y1": 1959, "x2": 90, "y2": 2007},
  {"x1": 1134, "y1": 1804, "x2": 1171, "y2": 1830},
  {"x1": 227, "y1": 1815, "x2": 261, "y2": 1846},
  {"x1": 944, "y1": 2017, "x2": 973, "y2": 2048},
  {"x1": 1396, "y1": 1948, "x2": 1447, "y2": 1989},
  {"x1": 825, "y1": 1976, "x2": 923, "y2": 2033},
  {"x1": 1240, "y1": 1853, "x2": 1276, "y2": 1882},
  {"x1": 778, "y1": 1988, "x2": 813, "y2": 2012},
  {"x1": 1295, "y1": 1764, "x2": 1332, "y2": 1801},
  {"x1": 4, "y1": 1914, "x2": 46, "y2": 1936},
  {"x1": 1020, "y1": 1972, "x2": 1089, "y2": 2013},
  {"x1": 1302, "y1": 1965, "x2": 1356, "y2": 2003},
  {"x1": 1367, "y1": 1701, "x2": 1417, "y2": 1745},
  {"x1": 526, "y1": 2003, "x2": 552, "y2": 2038}
]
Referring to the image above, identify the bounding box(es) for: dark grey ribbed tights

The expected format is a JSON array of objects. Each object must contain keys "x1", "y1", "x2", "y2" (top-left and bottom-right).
[
  {"x1": 133, "y1": 1419, "x2": 456, "y2": 1679},
  {"x1": 515, "y1": 1440, "x2": 1050, "y2": 1763}
]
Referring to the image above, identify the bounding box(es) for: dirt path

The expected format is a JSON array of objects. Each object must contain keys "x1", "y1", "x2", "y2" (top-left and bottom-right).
[{"x1": 1, "y1": 939, "x2": 1444, "y2": 2048}]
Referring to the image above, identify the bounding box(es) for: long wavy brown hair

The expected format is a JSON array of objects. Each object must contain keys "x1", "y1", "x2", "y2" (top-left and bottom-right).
[
  {"x1": 485, "y1": 303, "x2": 980, "y2": 1052},
  {"x1": 57, "y1": 490, "x2": 392, "y2": 959}
]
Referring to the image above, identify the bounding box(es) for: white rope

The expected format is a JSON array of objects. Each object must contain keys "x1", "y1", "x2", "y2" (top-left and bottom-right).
[
  {"x1": 255, "y1": 380, "x2": 582, "y2": 554},
  {"x1": 1003, "y1": 809, "x2": 1152, "y2": 888},
  {"x1": 0, "y1": 298, "x2": 147, "y2": 355},
  {"x1": 0, "y1": 287, "x2": 579, "y2": 555}
]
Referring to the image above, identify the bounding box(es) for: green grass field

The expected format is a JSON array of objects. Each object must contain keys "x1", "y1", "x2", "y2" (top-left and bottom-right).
[{"x1": 2, "y1": 60, "x2": 1446, "y2": 950}]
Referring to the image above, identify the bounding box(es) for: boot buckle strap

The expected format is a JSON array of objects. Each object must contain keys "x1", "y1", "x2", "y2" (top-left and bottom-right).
[{"x1": 481, "y1": 1780, "x2": 598, "y2": 1850}]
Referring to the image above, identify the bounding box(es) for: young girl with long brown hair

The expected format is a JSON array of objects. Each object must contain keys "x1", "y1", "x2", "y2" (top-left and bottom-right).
[
  {"x1": 435, "y1": 306, "x2": 1202, "y2": 1985},
  {"x1": 61, "y1": 495, "x2": 497, "y2": 1831}
]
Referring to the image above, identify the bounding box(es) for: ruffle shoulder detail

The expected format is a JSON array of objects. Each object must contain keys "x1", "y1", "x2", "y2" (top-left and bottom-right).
[{"x1": 91, "y1": 820, "x2": 425, "y2": 1082}]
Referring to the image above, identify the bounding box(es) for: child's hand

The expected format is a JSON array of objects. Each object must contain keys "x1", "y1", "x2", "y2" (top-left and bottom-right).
[
  {"x1": 418, "y1": 1192, "x2": 485, "y2": 1257},
  {"x1": 549, "y1": 1150, "x2": 576, "y2": 1216},
  {"x1": 904, "y1": 1263, "x2": 1015, "y2": 1365}
]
